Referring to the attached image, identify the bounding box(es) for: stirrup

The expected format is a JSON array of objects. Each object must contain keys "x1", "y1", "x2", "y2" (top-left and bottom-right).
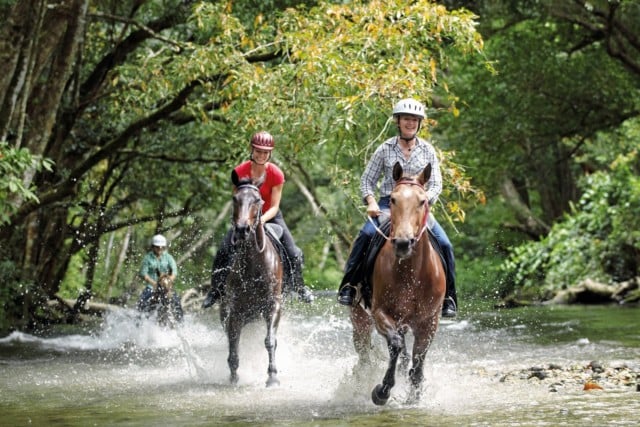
[
  {"x1": 441, "y1": 296, "x2": 457, "y2": 318},
  {"x1": 337, "y1": 284, "x2": 356, "y2": 306},
  {"x1": 202, "y1": 289, "x2": 222, "y2": 308}
]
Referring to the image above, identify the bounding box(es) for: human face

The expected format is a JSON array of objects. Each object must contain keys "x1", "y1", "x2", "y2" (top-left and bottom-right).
[
  {"x1": 397, "y1": 114, "x2": 421, "y2": 139},
  {"x1": 152, "y1": 245, "x2": 165, "y2": 253},
  {"x1": 252, "y1": 148, "x2": 271, "y2": 164}
]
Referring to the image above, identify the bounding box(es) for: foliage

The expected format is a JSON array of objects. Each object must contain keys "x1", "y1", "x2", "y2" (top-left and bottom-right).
[
  {"x1": 437, "y1": 0, "x2": 640, "y2": 234},
  {"x1": 500, "y1": 147, "x2": 640, "y2": 299},
  {"x1": 0, "y1": 141, "x2": 53, "y2": 225}
]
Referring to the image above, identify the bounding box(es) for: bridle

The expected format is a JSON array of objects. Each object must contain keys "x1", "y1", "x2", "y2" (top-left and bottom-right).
[
  {"x1": 368, "y1": 178, "x2": 429, "y2": 242},
  {"x1": 233, "y1": 183, "x2": 266, "y2": 253}
]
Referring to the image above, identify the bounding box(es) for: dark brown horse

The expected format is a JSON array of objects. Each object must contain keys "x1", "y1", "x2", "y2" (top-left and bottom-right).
[
  {"x1": 350, "y1": 162, "x2": 446, "y2": 405},
  {"x1": 220, "y1": 180, "x2": 284, "y2": 387}
]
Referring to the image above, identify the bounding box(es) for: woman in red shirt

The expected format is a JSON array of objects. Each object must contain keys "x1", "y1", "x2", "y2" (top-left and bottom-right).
[{"x1": 203, "y1": 131, "x2": 314, "y2": 307}]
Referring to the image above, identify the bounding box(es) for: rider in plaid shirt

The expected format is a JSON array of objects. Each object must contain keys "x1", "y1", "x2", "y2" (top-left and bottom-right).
[{"x1": 337, "y1": 98, "x2": 458, "y2": 318}]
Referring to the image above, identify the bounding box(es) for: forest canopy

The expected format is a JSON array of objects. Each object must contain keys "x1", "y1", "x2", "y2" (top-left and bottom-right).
[{"x1": 1, "y1": 0, "x2": 639, "y2": 334}]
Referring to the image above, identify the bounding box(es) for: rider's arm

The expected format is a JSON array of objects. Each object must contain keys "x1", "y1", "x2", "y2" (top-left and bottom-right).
[
  {"x1": 361, "y1": 146, "x2": 385, "y2": 217},
  {"x1": 261, "y1": 183, "x2": 283, "y2": 223},
  {"x1": 139, "y1": 256, "x2": 157, "y2": 287},
  {"x1": 423, "y1": 142, "x2": 443, "y2": 205}
]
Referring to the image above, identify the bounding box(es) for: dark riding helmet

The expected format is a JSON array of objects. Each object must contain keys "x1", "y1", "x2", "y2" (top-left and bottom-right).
[{"x1": 251, "y1": 131, "x2": 275, "y2": 151}]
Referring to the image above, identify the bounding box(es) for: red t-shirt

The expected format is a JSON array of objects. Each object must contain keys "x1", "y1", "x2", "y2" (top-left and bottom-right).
[{"x1": 233, "y1": 161, "x2": 285, "y2": 213}]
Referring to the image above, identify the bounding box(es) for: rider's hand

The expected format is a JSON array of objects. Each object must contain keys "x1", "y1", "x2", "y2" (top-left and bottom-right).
[{"x1": 366, "y1": 201, "x2": 382, "y2": 218}]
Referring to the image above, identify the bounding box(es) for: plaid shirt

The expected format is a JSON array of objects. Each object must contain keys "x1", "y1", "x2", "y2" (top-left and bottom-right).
[{"x1": 360, "y1": 136, "x2": 442, "y2": 205}]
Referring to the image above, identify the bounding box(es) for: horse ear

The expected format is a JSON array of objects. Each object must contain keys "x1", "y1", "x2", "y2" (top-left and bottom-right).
[
  {"x1": 231, "y1": 170, "x2": 240, "y2": 186},
  {"x1": 392, "y1": 162, "x2": 403, "y2": 181},
  {"x1": 419, "y1": 163, "x2": 432, "y2": 186}
]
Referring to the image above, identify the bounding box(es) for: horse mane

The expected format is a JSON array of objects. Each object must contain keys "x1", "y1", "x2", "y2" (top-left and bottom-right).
[{"x1": 236, "y1": 177, "x2": 252, "y2": 186}]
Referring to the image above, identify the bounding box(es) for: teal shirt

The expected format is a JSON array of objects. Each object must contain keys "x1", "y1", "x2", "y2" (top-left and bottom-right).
[{"x1": 138, "y1": 251, "x2": 178, "y2": 282}]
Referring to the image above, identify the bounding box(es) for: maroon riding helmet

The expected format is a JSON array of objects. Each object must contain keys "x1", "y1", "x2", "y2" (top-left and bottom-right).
[{"x1": 251, "y1": 131, "x2": 275, "y2": 151}]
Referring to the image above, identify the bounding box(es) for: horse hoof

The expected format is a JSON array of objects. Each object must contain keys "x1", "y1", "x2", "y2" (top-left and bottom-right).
[
  {"x1": 230, "y1": 374, "x2": 239, "y2": 385},
  {"x1": 265, "y1": 377, "x2": 280, "y2": 388},
  {"x1": 371, "y1": 384, "x2": 389, "y2": 406},
  {"x1": 406, "y1": 388, "x2": 421, "y2": 405}
]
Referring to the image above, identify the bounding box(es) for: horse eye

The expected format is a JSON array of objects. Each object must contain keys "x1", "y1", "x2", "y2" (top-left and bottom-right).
[{"x1": 391, "y1": 197, "x2": 396, "y2": 205}]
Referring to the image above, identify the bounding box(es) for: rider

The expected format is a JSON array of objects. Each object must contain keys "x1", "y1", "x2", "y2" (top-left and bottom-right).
[
  {"x1": 336, "y1": 98, "x2": 458, "y2": 317},
  {"x1": 202, "y1": 131, "x2": 315, "y2": 307},
  {"x1": 137, "y1": 234, "x2": 183, "y2": 320}
]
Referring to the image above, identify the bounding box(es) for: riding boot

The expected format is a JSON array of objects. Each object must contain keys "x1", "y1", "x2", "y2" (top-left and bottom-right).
[
  {"x1": 441, "y1": 257, "x2": 458, "y2": 318},
  {"x1": 203, "y1": 242, "x2": 233, "y2": 308},
  {"x1": 337, "y1": 231, "x2": 370, "y2": 306},
  {"x1": 292, "y1": 254, "x2": 314, "y2": 303}
]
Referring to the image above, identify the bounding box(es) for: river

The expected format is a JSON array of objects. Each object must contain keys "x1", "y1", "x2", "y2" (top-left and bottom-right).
[{"x1": 1, "y1": 298, "x2": 639, "y2": 426}]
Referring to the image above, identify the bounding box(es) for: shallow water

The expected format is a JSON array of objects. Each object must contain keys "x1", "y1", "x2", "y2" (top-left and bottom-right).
[{"x1": 1, "y1": 299, "x2": 639, "y2": 426}]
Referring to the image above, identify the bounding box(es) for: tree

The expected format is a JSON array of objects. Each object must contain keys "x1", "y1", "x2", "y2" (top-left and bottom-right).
[
  {"x1": 0, "y1": 0, "x2": 485, "y2": 333},
  {"x1": 434, "y1": 0, "x2": 640, "y2": 299},
  {"x1": 438, "y1": 0, "x2": 640, "y2": 237}
]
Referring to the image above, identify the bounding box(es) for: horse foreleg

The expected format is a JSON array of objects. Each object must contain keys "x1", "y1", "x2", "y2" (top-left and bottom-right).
[
  {"x1": 226, "y1": 319, "x2": 242, "y2": 385},
  {"x1": 398, "y1": 332, "x2": 410, "y2": 374},
  {"x1": 350, "y1": 304, "x2": 373, "y2": 366},
  {"x1": 407, "y1": 318, "x2": 439, "y2": 403},
  {"x1": 264, "y1": 305, "x2": 281, "y2": 388},
  {"x1": 372, "y1": 312, "x2": 403, "y2": 406}
]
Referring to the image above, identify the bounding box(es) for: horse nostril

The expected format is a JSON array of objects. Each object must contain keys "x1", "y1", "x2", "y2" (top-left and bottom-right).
[
  {"x1": 393, "y1": 238, "x2": 411, "y2": 252},
  {"x1": 234, "y1": 224, "x2": 249, "y2": 240}
]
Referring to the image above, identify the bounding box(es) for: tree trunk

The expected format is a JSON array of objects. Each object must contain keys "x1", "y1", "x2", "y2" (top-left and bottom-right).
[
  {"x1": 106, "y1": 226, "x2": 132, "y2": 300},
  {"x1": 500, "y1": 177, "x2": 550, "y2": 239}
]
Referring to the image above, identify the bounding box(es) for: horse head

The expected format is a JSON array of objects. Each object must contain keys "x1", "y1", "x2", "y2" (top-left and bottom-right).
[
  {"x1": 230, "y1": 177, "x2": 264, "y2": 245},
  {"x1": 155, "y1": 268, "x2": 174, "y2": 300},
  {"x1": 389, "y1": 162, "x2": 432, "y2": 260}
]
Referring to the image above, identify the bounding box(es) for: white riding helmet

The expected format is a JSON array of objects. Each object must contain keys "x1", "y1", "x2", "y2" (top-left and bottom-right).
[
  {"x1": 152, "y1": 234, "x2": 167, "y2": 247},
  {"x1": 392, "y1": 98, "x2": 425, "y2": 119}
]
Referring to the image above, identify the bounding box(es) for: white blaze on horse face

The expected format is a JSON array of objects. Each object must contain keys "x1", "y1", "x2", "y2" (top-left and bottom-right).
[{"x1": 391, "y1": 185, "x2": 426, "y2": 241}]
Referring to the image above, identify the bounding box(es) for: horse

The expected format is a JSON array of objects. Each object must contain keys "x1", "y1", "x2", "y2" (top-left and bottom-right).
[
  {"x1": 220, "y1": 178, "x2": 284, "y2": 387},
  {"x1": 350, "y1": 162, "x2": 446, "y2": 405},
  {"x1": 138, "y1": 268, "x2": 183, "y2": 328}
]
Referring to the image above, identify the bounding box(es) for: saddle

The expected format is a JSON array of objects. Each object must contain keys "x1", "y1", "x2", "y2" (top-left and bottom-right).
[
  {"x1": 264, "y1": 224, "x2": 296, "y2": 292},
  {"x1": 356, "y1": 217, "x2": 448, "y2": 308}
]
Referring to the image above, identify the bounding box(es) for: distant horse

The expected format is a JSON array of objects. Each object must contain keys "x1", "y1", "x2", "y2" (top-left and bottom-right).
[
  {"x1": 138, "y1": 269, "x2": 183, "y2": 328},
  {"x1": 350, "y1": 162, "x2": 446, "y2": 405},
  {"x1": 220, "y1": 178, "x2": 284, "y2": 387}
]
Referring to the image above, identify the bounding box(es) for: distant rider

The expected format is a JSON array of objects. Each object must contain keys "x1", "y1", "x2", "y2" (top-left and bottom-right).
[{"x1": 137, "y1": 234, "x2": 183, "y2": 321}]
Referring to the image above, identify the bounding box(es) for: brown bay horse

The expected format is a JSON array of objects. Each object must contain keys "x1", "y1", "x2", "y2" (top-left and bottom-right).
[
  {"x1": 138, "y1": 268, "x2": 183, "y2": 328},
  {"x1": 220, "y1": 179, "x2": 284, "y2": 387},
  {"x1": 350, "y1": 162, "x2": 446, "y2": 405}
]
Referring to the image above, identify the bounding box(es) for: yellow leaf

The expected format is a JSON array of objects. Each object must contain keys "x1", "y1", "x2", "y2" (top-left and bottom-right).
[{"x1": 430, "y1": 57, "x2": 437, "y2": 82}]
